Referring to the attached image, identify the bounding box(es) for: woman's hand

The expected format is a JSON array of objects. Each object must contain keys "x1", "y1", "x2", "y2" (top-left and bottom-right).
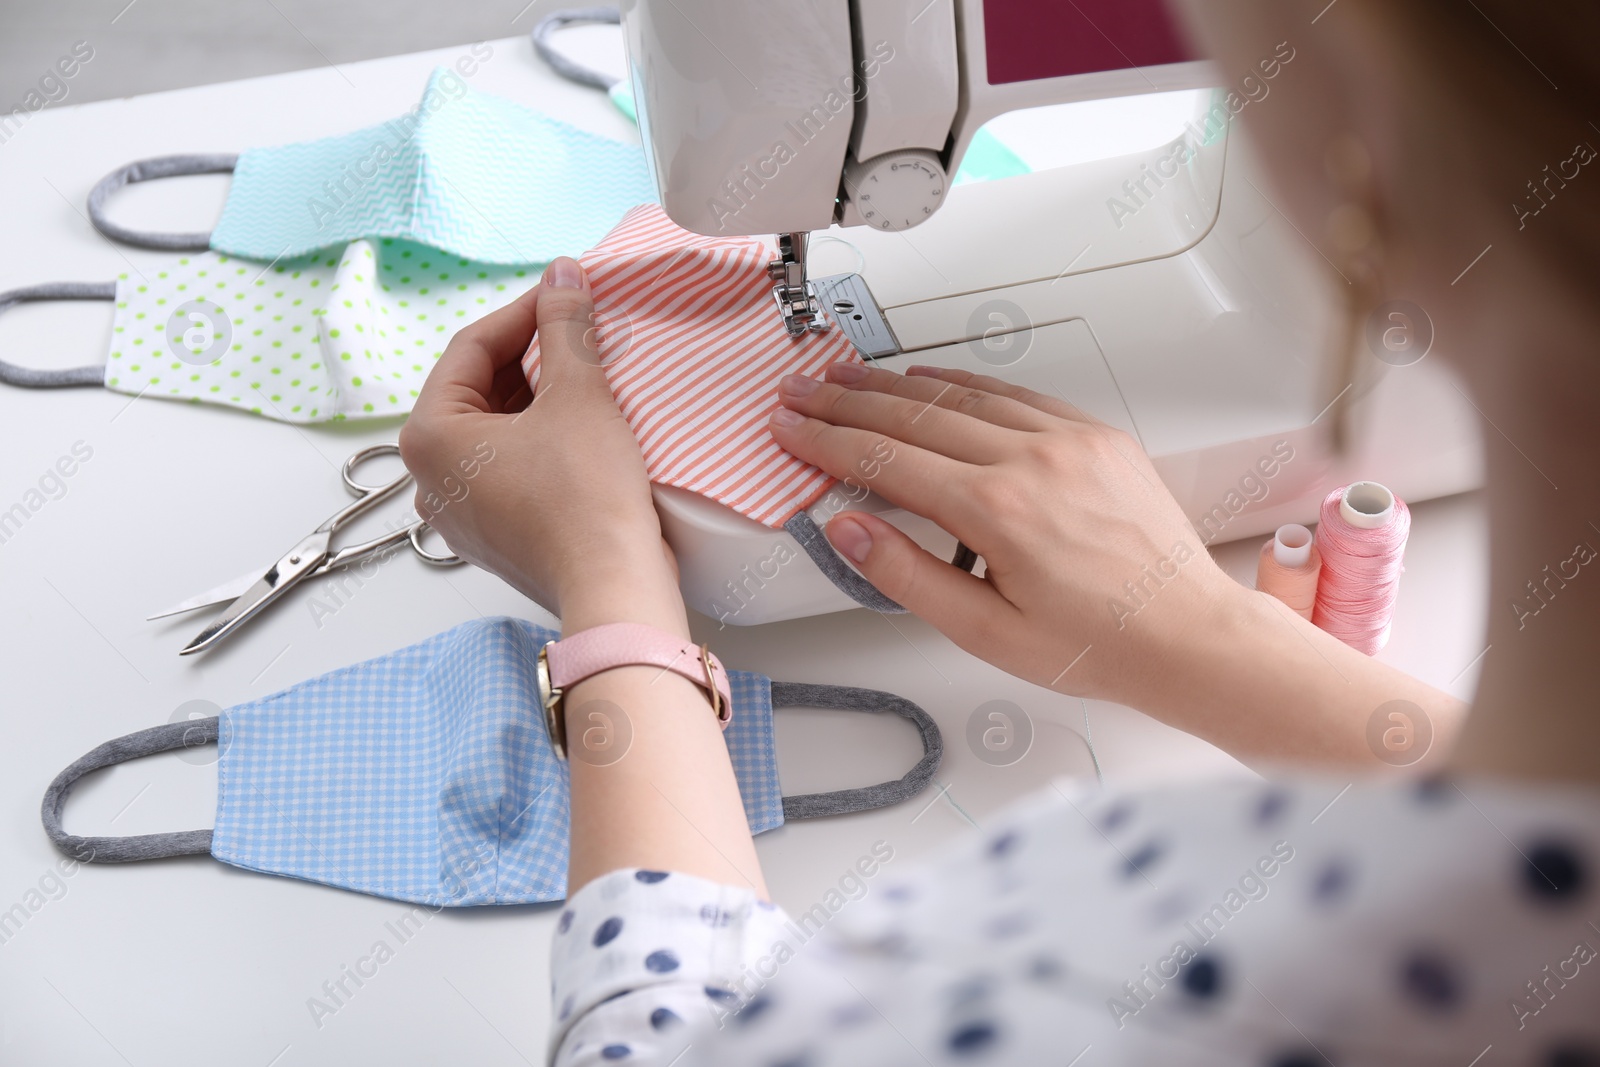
[
  {"x1": 769, "y1": 361, "x2": 1239, "y2": 707},
  {"x1": 398, "y1": 257, "x2": 688, "y2": 637},
  {"x1": 768, "y1": 361, "x2": 1463, "y2": 766}
]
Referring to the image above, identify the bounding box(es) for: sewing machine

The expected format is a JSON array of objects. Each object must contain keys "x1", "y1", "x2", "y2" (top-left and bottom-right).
[{"x1": 619, "y1": 0, "x2": 1483, "y2": 625}]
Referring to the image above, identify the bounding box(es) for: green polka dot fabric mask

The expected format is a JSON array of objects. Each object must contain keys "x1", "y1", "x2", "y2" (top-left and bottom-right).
[
  {"x1": 0, "y1": 241, "x2": 531, "y2": 422},
  {"x1": 0, "y1": 65, "x2": 656, "y2": 421}
]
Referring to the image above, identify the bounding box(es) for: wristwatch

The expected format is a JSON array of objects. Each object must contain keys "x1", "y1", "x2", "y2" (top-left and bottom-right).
[{"x1": 537, "y1": 622, "x2": 733, "y2": 759}]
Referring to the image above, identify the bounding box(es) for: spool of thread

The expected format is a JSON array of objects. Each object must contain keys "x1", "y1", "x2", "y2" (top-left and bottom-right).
[
  {"x1": 1312, "y1": 481, "x2": 1411, "y2": 654},
  {"x1": 1256, "y1": 523, "x2": 1322, "y2": 620}
]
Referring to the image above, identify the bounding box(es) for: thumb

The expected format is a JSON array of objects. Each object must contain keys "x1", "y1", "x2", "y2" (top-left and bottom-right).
[
  {"x1": 824, "y1": 512, "x2": 1008, "y2": 635},
  {"x1": 531, "y1": 256, "x2": 609, "y2": 397}
]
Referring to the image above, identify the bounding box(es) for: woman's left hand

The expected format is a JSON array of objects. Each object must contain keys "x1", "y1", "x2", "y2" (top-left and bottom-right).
[
  {"x1": 767, "y1": 360, "x2": 1236, "y2": 708},
  {"x1": 765, "y1": 360, "x2": 1464, "y2": 767},
  {"x1": 399, "y1": 257, "x2": 688, "y2": 636}
]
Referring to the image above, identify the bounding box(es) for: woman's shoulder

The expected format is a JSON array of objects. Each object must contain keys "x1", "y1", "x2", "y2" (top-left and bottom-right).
[{"x1": 811, "y1": 773, "x2": 1600, "y2": 1065}]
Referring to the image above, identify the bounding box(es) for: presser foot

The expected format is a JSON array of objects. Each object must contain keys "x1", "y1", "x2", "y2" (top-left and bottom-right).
[{"x1": 767, "y1": 231, "x2": 829, "y2": 336}]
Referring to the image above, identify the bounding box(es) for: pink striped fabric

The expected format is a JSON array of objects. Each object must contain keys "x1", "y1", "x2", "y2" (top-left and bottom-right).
[{"x1": 522, "y1": 205, "x2": 861, "y2": 529}]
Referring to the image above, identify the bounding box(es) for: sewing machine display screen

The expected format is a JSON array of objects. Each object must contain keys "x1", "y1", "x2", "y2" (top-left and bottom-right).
[{"x1": 982, "y1": 0, "x2": 1193, "y2": 84}]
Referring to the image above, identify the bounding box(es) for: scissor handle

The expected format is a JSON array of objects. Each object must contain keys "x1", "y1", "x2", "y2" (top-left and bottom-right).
[
  {"x1": 317, "y1": 444, "x2": 464, "y2": 570},
  {"x1": 341, "y1": 442, "x2": 412, "y2": 495},
  {"x1": 409, "y1": 520, "x2": 462, "y2": 566},
  {"x1": 321, "y1": 518, "x2": 463, "y2": 574},
  {"x1": 319, "y1": 444, "x2": 413, "y2": 535},
  {"x1": 346, "y1": 443, "x2": 461, "y2": 563}
]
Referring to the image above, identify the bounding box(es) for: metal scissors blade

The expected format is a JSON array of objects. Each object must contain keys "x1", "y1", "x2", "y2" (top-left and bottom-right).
[
  {"x1": 178, "y1": 532, "x2": 330, "y2": 655},
  {"x1": 161, "y1": 444, "x2": 461, "y2": 655},
  {"x1": 150, "y1": 519, "x2": 457, "y2": 622},
  {"x1": 147, "y1": 566, "x2": 269, "y2": 620}
]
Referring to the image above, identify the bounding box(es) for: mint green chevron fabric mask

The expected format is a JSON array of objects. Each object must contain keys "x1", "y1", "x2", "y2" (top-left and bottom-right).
[
  {"x1": 3, "y1": 67, "x2": 658, "y2": 420},
  {"x1": 207, "y1": 67, "x2": 655, "y2": 265}
]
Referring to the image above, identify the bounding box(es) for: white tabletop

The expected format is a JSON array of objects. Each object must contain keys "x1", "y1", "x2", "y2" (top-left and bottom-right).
[{"x1": 0, "y1": 31, "x2": 1490, "y2": 1067}]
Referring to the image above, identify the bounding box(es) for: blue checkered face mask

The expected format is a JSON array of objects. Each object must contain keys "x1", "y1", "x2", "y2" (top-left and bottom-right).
[{"x1": 42, "y1": 618, "x2": 941, "y2": 907}]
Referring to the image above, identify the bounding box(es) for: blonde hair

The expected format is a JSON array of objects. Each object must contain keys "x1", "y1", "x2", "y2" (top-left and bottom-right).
[
  {"x1": 1325, "y1": 1, "x2": 1600, "y2": 447},
  {"x1": 1358, "y1": 2, "x2": 1599, "y2": 288}
]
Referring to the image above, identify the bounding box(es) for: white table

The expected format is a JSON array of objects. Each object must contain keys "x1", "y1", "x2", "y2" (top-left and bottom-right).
[{"x1": 0, "y1": 32, "x2": 1490, "y2": 1067}]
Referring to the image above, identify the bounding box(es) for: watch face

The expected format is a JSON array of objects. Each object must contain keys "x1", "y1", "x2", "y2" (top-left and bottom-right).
[
  {"x1": 537, "y1": 645, "x2": 566, "y2": 759},
  {"x1": 536, "y1": 645, "x2": 556, "y2": 709},
  {"x1": 545, "y1": 702, "x2": 566, "y2": 760}
]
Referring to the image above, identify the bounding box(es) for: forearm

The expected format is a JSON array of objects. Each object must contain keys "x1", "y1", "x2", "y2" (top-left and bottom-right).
[
  {"x1": 559, "y1": 556, "x2": 768, "y2": 898},
  {"x1": 1136, "y1": 584, "x2": 1466, "y2": 771}
]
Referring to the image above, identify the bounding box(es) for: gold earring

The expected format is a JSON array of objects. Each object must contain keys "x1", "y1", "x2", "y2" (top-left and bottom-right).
[{"x1": 1321, "y1": 135, "x2": 1387, "y2": 456}]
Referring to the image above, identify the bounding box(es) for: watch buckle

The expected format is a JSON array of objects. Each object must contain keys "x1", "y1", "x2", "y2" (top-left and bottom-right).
[{"x1": 700, "y1": 644, "x2": 729, "y2": 726}]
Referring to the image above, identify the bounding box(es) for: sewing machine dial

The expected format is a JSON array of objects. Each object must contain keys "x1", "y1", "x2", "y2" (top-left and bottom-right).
[{"x1": 844, "y1": 149, "x2": 948, "y2": 232}]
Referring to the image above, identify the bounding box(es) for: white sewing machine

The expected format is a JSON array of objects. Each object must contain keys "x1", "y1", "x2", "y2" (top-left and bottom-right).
[{"x1": 618, "y1": 0, "x2": 1483, "y2": 625}]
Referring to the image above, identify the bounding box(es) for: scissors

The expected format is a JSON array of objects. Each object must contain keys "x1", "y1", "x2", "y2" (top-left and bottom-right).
[{"x1": 150, "y1": 444, "x2": 461, "y2": 655}]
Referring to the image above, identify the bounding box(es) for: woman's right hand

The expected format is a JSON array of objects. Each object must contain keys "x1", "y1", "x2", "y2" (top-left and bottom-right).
[
  {"x1": 398, "y1": 258, "x2": 687, "y2": 638},
  {"x1": 768, "y1": 361, "x2": 1462, "y2": 766}
]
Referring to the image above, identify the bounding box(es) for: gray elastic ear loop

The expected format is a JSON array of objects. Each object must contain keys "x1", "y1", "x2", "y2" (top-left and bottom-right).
[
  {"x1": 784, "y1": 514, "x2": 981, "y2": 614},
  {"x1": 87, "y1": 154, "x2": 237, "y2": 250},
  {"x1": 532, "y1": 7, "x2": 623, "y2": 90},
  {"x1": 772, "y1": 682, "x2": 943, "y2": 820},
  {"x1": 0, "y1": 282, "x2": 115, "y2": 387},
  {"x1": 42, "y1": 691, "x2": 935, "y2": 856},
  {"x1": 42, "y1": 719, "x2": 218, "y2": 863},
  {"x1": 784, "y1": 513, "x2": 907, "y2": 613}
]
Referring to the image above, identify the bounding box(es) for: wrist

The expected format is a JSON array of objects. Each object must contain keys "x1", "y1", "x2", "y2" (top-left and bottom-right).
[
  {"x1": 1126, "y1": 571, "x2": 1261, "y2": 719},
  {"x1": 558, "y1": 554, "x2": 689, "y2": 640},
  {"x1": 1129, "y1": 575, "x2": 1422, "y2": 767}
]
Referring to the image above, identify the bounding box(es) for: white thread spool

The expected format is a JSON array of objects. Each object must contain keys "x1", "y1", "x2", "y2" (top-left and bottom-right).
[
  {"x1": 1339, "y1": 481, "x2": 1395, "y2": 529},
  {"x1": 1257, "y1": 523, "x2": 1321, "y2": 620},
  {"x1": 1274, "y1": 524, "x2": 1314, "y2": 567}
]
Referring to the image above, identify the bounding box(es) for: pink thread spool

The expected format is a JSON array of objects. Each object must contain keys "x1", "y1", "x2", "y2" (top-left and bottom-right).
[
  {"x1": 1312, "y1": 481, "x2": 1411, "y2": 654},
  {"x1": 1256, "y1": 523, "x2": 1321, "y2": 620}
]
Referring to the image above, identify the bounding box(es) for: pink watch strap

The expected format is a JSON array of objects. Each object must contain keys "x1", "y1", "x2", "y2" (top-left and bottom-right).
[{"x1": 544, "y1": 623, "x2": 733, "y2": 726}]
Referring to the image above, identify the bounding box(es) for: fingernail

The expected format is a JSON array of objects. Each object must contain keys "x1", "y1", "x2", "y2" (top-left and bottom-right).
[
  {"x1": 769, "y1": 407, "x2": 804, "y2": 427},
  {"x1": 826, "y1": 361, "x2": 868, "y2": 383},
  {"x1": 828, "y1": 516, "x2": 873, "y2": 563},
  {"x1": 905, "y1": 365, "x2": 941, "y2": 377},
  {"x1": 780, "y1": 374, "x2": 820, "y2": 397},
  {"x1": 543, "y1": 257, "x2": 583, "y2": 289}
]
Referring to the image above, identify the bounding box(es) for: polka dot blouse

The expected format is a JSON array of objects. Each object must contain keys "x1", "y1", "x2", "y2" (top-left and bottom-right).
[{"x1": 549, "y1": 776, "x2": 1600, "y2": 1066}]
